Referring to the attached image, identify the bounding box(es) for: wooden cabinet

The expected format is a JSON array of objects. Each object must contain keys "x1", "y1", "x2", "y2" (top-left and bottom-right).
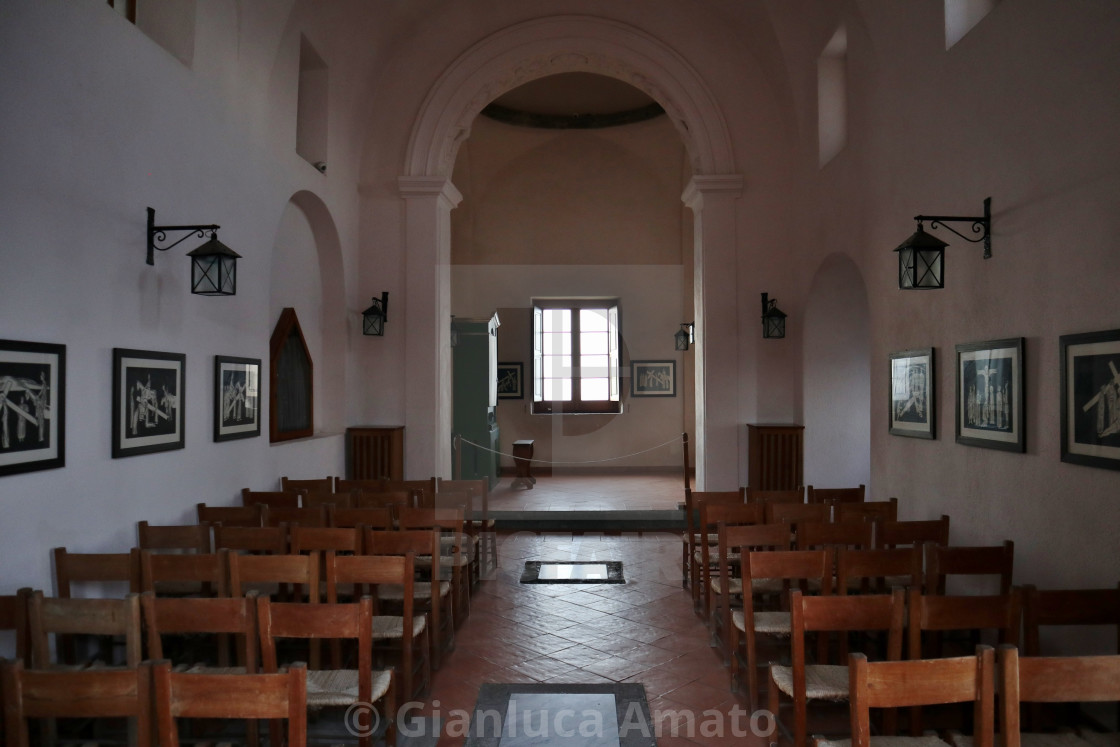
[
  {"x1": 746, "y1": 424, "x2": 804, "y2": 491},
  {"x1": 346, "y1": 426, "x2": 404, "y2": 480},
  {"x1": 452, "y1": 313, "x2": 500, "y2": 488}
]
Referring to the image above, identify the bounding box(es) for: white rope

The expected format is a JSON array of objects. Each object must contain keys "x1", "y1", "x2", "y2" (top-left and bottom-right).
[{"x1": 458, "y1": 435, "x2": 681, "y2": 465}]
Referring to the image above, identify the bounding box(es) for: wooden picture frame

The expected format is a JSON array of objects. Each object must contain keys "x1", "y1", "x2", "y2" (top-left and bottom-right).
[
  {"x1": 214, "y1": 355, "x2": 261, "y2": 442},
  {"x1": 0, "y1": 339, "x2": 65, "y2": 477},
  {"x1": 631, "y1": 360, "x2": 676, "y2": 397},
  {"x1": 269, "y1": 308, "x2": 313, "y2": 443},
  {"x1": 497, "y1": 362, "x2": 523, "y2": 400},
  {"x1": 112, "y1": 348, "x2": 185, "y2": 458},
  {"x1": 889, "y1": 348, "x2": 935, "y2": 439},
  {"x1": 1060, "y1": 328, "x2": 1120, "y2": 470},
  {"x1": 955, "y1": 338, "x2": 1024, "y2": 452}
]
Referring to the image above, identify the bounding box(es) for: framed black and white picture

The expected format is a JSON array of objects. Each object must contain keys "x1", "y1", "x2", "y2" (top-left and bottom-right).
[
  {"x1": 1060, "y1": 328, "x2": 1120, "y2": 471},
  {"x1": 955, "y1": 338, "x2": 1024, "y2": 452},
  {"x1": 497, "y1": 362, "x2": 523, "y2": 400},
  {"x1": 0, "y1": 339, "x2": 65, "y2": 477},
  {"x1": 214, "y1": 355, "x2": 261, "y2": 442},
  {"x1": 112, "y1": 348, "x2": 185, "y2": 458},
  {"x1": 889, "y1": 348, "x2": 935, "y2": 439},
  {"x1": 631, "y1": 360, "x2": 676, "y2": 397}
]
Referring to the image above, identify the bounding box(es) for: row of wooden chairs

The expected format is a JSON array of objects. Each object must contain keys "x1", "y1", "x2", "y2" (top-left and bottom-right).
[{"x1": 2, "y1": 657, "x2": 310, "y2": 747}]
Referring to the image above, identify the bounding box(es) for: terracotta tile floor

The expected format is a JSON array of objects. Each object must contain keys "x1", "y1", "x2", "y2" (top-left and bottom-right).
[
  {"x1": 418, "y1": 530, "x2": 774, "y2": 746},
  {"x1": 486, "y1": 472, "x2": 686, "y2": 512}
]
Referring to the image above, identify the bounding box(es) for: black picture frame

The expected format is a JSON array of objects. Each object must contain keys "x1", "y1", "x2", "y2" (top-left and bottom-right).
[
  {"x1": 889, "y1": 348, "x2": 935, "y2": 439},
  {"x1": 214, "y1": 355, "x2": 262, "y2": 442},
  {"x1": 1060, "y1": 328, "x2": 1120, "y2": 471},
  {"x1": 0, "y1": 339, "x2": 65, "y2": 477},
  {"x1": 497, "y1": 362, "x2": 523, "y2": 400},
  {"x1": 112, "y1": 348, "x2": 185, "y2": 458},
  {"x1": 631, "y1": 360, "x2": 676, "y2": 397},
  {"x1": 955, "y1": 338, "x2": 1024, "y2": 452}
]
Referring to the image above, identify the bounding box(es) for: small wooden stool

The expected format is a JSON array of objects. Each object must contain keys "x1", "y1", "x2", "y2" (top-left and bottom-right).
[{"x1": 511, "y1": 440, "x2": 536, "y2": 490}]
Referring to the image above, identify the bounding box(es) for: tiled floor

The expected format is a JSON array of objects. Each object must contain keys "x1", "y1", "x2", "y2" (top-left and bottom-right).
[
  {"x1": 486, "y1": 472, "x2": 686, "y2": 512},
  {"x1": 419, "y1": 531, "x2": 773, "y2": 746}
]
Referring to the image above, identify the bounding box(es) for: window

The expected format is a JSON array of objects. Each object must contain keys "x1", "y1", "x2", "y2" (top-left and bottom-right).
[
  {"x1": 532, "y1": 300, "x2": 621, "y2": 414},
  {"x1": 818, "y1": 25, "x2": 847, "y2": 167},
  {"x1": 269, "y1": 307, "x2": 314, "y2": 442}
]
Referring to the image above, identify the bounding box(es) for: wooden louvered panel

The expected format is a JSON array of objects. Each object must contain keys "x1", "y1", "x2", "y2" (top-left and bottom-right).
[
  {"x1": 346, "y1": 426, "x2": 404, "y2": 481},
  {"x1": 747, "y1": 424, "x2": 804, "y2": 491}
]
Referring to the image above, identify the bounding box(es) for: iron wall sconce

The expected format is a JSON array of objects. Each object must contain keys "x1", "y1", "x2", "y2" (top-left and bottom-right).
[
  {"x1": 761, "y1": 293, "x2": 786, "y2": 339},
  {"x1": 894, "y1": 197, "x2": 992, "y2": 289},
  {"x1": 674, "y1": 322, "x2": 695, "y2": 351},
  {"x1": 362, "y1": 292, "x2": 389, "y2": 336},
  {"x1": 146, "y1": 207, "x2": 240, "y2": 296}
]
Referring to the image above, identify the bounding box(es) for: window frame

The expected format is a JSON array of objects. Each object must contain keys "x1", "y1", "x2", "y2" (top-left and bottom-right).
[{"x1": 531, "y1": 298, "x2": 622, "y2": 415}]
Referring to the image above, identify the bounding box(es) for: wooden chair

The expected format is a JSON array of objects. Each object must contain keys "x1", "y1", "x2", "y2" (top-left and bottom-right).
[
  {"x1": 730, "y1": 548, "x2": 834, "y2": 707},
  {"x1": 875, "y1": 515, "x2": 950, "y2": 549},
  {"x1": 53, "y1": 547, "x2": 141, "y2": 598},
  {"x1": 196, "y1": 502, "x2": 263, "y2": 528},
  {"x1": 151, "y1": 658, "x2": 308, "y2": 747},
  {"x1": 380, "y1": 478, "x2": 437, "y2": 508},
  {"x1": 279, "y1": 475, "x2": 334, "y2": 493},
  {"x1": 333, "y1": 477, "x2": 386, "y2": 493},
  {"x1": 137, "y1": 521, "x2": 211, "y2": 554},
  {"x1": 302, "y1": 490, "x2": 354, "y2": 510},
  {"x1": 835, "y1": 498, "x2": 898, "y2": 524},
  {"x1": 1022, "y1": 582, "x2": 1120, "y2": 656},
  {"x1": 796, "y1": 521, "x2": 874, "y2": 552},
  {"x1": 712, "y1": 522, "x2": 793, "y2": 664},
  {"x1": 262, "y1": 504, "x2": 330, "y2": 529},
  {"x1": 140, "y1": 550, "x2": 230, "y2": 598},
  {"x1": 141, "y1": 592, "x2": 258, "y2": 671},
  {"x1": 807, "y1": 484, "x2": 866, "y2": 506},
  {"x1": 998, "y1": 645, "x2": 1120, "y2": 747},
  {"x1": 213, "y1": 524, "x2": 289, "y2": 555},
  {"x1": 766, "y1": 501, "x2": 831, "y2": 529},
  {"x1": 821, "y1": 646, "x2": 995, "y2": 747},
  {"x1": 326, "y1": 552, "x2": 430, "y2": 702},
  {"x1": 227, "y1": 550, "x2": 320, "y2": 604},
  {"x1": 397, "y1": 506, "x2": 471, "y2": 624},
  {"x1": 683, "y1": 490, "x2": 743, "y2": 607},
  {"x1": 28, "y1": 590, "x2": 142, "y2": 669},
  {"x1": 696, "y1": 501, "x2": 765, "y2": 618},
  {"x1": 437, "y1": 477, "x2": 497, "y2": 577},
  {"x1": 0, "y1": 588, "x2": 30, "y2": 663},
  {"x1": 745, "y1": 487, "x2": 805, "y2": 504},
  {"x1": 364, "y1": 527, "x2": 453, "y2": 670},
  {"x1": 768, "y1": 587, "x2": 906, "y2": 747},
  {"x1": 241, "y1": 488, "x2": 300, "y2": 509},
  {"x1": 257, "y1": 595, "x2": 394, "y2": 747},
  {"x1": 1, "y1": 658, "x2": 152, "y2": 747},
  {"x1": 354, "y1": 490, "x2": 413, "y2": 512},
  {"x1": 836, "y1": 546, "x2": 923, "y2": 596},
  {"x1": 332, "y1": 507, "x2": 395, "y2": 531},
  {"x1": 925, "y1": 541, "x2": 1014, "y2": 596}
]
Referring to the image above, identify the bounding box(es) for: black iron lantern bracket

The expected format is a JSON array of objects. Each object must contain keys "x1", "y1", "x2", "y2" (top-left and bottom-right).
[
  {"x1": 914, "y1": 196, "x2": 992, "y2": 259},
  {"x1": 146, "y1": 207, "x2": 220, "y2": 265}
]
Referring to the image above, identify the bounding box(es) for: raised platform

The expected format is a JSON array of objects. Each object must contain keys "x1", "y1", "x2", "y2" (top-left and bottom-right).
[{"x1": 480, "y1": 509, "x2": 685, "y2": 533}]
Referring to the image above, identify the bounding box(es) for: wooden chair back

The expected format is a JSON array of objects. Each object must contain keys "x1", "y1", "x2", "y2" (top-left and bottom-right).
[
  {"x1": 432, "y1": 489, "x2": 472, "y2": 512},
  {"x1": 1022, "y1": 582, "x2": 1120, "y2": 656},
  {"x1": 713, "y1": 522, "x2": 793, "y2": 661},
  {"x1": 196, "y1": 502, "x2": 263, "y2": 528},
  {"x1": 907, "y1": 587, "x2": 1022, "y2": 661},
  {"x1": 436, "y1": 477, "x2": 488, "y2": 512},
  {"x1": 262, "y1": 504, "x2": 330, "y2": 528},
  {"x1": 381, "y1": 479, "x2": 437, "y2": 508},
  {"x1": 227, "y1": 551, "x2": 320, "y2": 602},
  {"x1": 141, "y1": 592, "x2": 257, "y2": 669},
  {"x1": 52, "y1": 547, "x2": 140, "y2": 598},
  {"x1": 354, "y1": 489, "x2": 413, "y2": 510},
  {"x1": 257, "y1": 593, "x2": 371, "y2": 683},
  {"x1": 0, "y1": 588, "x2": 31, "y2": 662},
  {"x1": 28, "y1": 590, "x2": 142, "y2": 669},
  {"x1": 289, "y1": 526, "x2": 362, "y2": 556},
  {"x1": 796, "y1": 520, "x2": 874, "y2": 552},
  {"x1": 151, "y1": 658, "x2": 306, "y2": 747},
  {"x1": 363, "y1": 528, "x2": 445, "y2": 667},
  {"x1": 279, "y1": 476, "x2": 334, "y2": 493},
  {"x1": 998, "y1": 645, "x2": 1120, "y2": 747},
  {"x1": 684, "y1": 490, "x2": 743, "y2": 608},
  {"x1": 875, "y1": 515, "x2": 950, "y2": 549},
  {"x1": 807, "y1": 484, "x2": 866, "y2": 505},
  {"x1": 332, "y1": 507, "x2": 395, "y2": 530},
  {"x1": 835, "y1": 498, "x2": 898, "y2": 524},
  {"x1": 1, "y1": 658, "x2": 152, "y2": 747},
  {"x1": 836, "y1": 546, "x2": 923, "y2": 595},
  {"x1": 745, "y1": 487, "x2": 804, "y2": 504},
  {"x1": 241, "y1": 488, "x2": 300, "y2": 509},
  {"x1": 696, "y1": 501, "x2": 765, "y2": 615},
  {"x1": 848, "y1": 646, "x2": 995, "y2": 746},
  {"x1": 140, "y1": 550, "x2": 230, "y2": 598},
  {"x1": 765, "y1": 501, "x2": 830, "y2": 526},
  {"x1": 302, "y1": 490, "x2": 354, "y2": 510},
  {"x1": 925, "y1": 540, "x2": 1014, "y2": 595},
  {"x1": 333, "y1": 477, "x2": 384, "y2": 493},
  {"x1": 137, "y1": 521, "x2": 211, "y2": 554},
  {"x1": 213, "y1": 524, "x2": 289, "y2": 555}
]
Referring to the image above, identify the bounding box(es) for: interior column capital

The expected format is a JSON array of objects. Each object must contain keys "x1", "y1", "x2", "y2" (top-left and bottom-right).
[
  {"x1": 398, "y1": 176, "x2": 463, "y2": 207},
  {"x1": 682, "y1": 174, "x2": 744, "y2": 208}
]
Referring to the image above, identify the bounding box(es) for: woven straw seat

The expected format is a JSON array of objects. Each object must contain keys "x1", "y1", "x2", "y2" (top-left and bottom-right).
[
  {"x1": 732, "y1": 609, "x2": 790, "y2": 635},
  {"x1": 710, "y1": 577, "x2": 783, "y2": 596},
  {"x1": 379, "y1": 581, "x2": 450, "y2": 600},
  {"x1": 770, "y1": 663, "x2": 850, "y2": 701},
  {"x1": 306, "y1": 668, "x2": 392, "y2": 708},
  {"x1": 371, "y1": 614, "x2": 427, "y2": 640},
  {"x1": 1079, "y1": 734, "x2": 1120, "y2": 747}
]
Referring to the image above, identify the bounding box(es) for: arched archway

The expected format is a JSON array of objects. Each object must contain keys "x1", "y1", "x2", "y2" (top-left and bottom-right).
[{"x1": 398, "y1": 15, "x2": 743, "y2": 486}]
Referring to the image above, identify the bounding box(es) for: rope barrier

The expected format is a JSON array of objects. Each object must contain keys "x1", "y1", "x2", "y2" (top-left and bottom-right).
[{"x1": 458, "y1": 435, "x2": 681, "y2": 465}]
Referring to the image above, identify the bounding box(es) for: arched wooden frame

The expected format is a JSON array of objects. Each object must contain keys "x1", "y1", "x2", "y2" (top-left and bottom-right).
[{"x1": 269, "y1": 307, "x2": 314, "y2": 442}]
